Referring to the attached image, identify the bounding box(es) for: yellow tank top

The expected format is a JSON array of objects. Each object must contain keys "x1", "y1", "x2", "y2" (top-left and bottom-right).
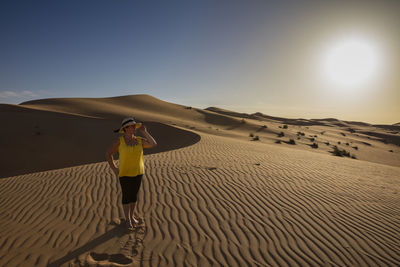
[{"x1": 118, "y1": 136, "x2": 144, "y2": 177}]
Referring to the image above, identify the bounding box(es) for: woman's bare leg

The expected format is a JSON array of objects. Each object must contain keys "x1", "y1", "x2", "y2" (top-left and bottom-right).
[
  {"x1": 129, "y1": 202, "x2": 139, "y2": 225},
  {"x1": 122, "y1": 204, "x2": 132, "y2": 227}
]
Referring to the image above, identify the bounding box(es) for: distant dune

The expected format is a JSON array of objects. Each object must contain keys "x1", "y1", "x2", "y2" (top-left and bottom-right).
[
  {"x1": 0, "y1": 94, "x2": 399, "y2": 266},
  {"x1": 207, "y1": 105, "x2": 400, "y2": 148}
]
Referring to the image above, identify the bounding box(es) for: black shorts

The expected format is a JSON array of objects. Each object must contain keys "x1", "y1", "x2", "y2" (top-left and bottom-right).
[{"x1": 119, "y1": 175, "x2": 143, "y2": 204}]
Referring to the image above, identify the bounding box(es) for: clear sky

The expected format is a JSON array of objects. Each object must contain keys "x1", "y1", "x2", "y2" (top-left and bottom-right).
[{"x1": 1, "y1": 0, "x2": 399, "y2": 124}]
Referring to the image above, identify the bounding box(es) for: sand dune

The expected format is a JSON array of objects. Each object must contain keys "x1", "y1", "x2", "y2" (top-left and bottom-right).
[
  {"x1": 0, "y1": 132, "x2": 399, "y2": 266},
  {"x1": 1, "y1": 94, "x2": 400, "y2": 266},
  {"x1": 0, "y1": 103, "x2": 200, "y2": 178},
  {"x1": 12, "y1": 95, "x2": 400, "y2": 168},
  {"x1": 21, "y1": 94, "x2": 233, "y2": 127}
]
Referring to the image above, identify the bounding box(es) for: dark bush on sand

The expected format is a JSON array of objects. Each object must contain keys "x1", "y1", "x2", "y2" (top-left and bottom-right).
[
  {"x1": 311, "y1": 143, "x2": 318, "y2": 149},
  {"x1": 331, "y1": 146, "x2": 356, "y2": 159}
]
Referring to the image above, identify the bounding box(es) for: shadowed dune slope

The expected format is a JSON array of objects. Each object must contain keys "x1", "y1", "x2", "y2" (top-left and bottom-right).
[
  {"x1": 0, "y1": 132, "x2": 399, "y2": 266},
  {"x1": 358, "y1": 131, "x2": 400, "y2": 146},
  {"x1": 0, "y1": 104, "x2": 200, "y2": 178}
]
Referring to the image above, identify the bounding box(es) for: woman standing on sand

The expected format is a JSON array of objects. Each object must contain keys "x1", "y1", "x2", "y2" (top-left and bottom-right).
[{"x1": 106, "y1": 117, "x2": 157, "y2": 229}]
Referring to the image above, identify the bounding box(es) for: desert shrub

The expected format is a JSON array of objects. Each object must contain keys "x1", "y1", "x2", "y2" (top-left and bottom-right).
[
  {"x1": 338, "y1": 141, "x2": 341, "y2": 144},
  {"x1": 352, "y1": 146, "x2": 358, "y2": 150},
  {"x1": 389, "y1": 150, "x2": 393, "y2": 152},
  {"x1": 252, "y1": 136, "x2": 260, "y2": 141},
  {"x1": 288, "y1": 139, "x2": 296, "y2": 145},
  {"x1": 321, "y1": 131, "x2": 325, "y2": 135},
  {"x1": 297, "y1": 137, "x2": 301, "y2": 140},
  {"x1": 275, "y1": 140, "x2": 281, "y2": 144},
  {"x1": 297, "y1": 131, "x2": 305, "y2": 136},
  {"x1": 249, "y1": 133, "x2": 254, "y2": 137},
  {"x1": 185, "y1": 106, "x2": 192, "y2": 109},
  {"x1": 325, "y1": 142, "x2": 330, "y2": 145},
  {"x1": 241, "y1": 119, "x2": 246, "y2": 124},
  {"x1": 341, "y1": 132, "x2": 346, "y2": 136},
  {"x1": 278, "y1": 132, "x2": 285, "y2": 137},
  {"x1": 283, "y1": 125, "x2": 288, "y2": 129},
  {"x1": 351, "y1": 155, "x2": 357, "y2": 159},
  {"x1": 310, "y1": 137, "x2": 315, "y2": 142},
  {"x1": 345, "y1": 143, "x2": 349, "y2": 146},
  {"x1": 314, "y1": 135, "x2": 318, "y2": 137},
  {"x1": 311, "y1": 143, "x2": 318, "y2": 148},
  {"x1": 331, "y1": 146, "x2": 351, "y2": 157},
  {"x1": 257, "y1": 125, "x2": 268, "y2": 133}
]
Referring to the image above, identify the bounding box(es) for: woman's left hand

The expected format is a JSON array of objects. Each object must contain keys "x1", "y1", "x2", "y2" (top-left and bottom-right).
[{"x1": 138, "y1": 124, "x2": 147, "y2": 133}]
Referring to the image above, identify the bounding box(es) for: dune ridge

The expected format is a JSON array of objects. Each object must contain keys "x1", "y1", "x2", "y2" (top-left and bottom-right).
[{"x1": 1, "y1": 132, "x2": 399, "y2": 266}]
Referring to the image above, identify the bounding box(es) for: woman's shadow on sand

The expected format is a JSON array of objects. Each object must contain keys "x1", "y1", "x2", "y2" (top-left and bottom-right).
[{"x1": 47, "y1": 223, "x2": 137, "y2": 267}]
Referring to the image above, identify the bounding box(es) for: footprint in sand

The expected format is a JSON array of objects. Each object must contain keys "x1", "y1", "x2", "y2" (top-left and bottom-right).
[
  {"x1": 109, "y1": 254, "x2": 133, "y2": 265},
  {"x1": 89, "y1": 252, "x2": 108, "y2": 261},
  {"x1": 89, "y1": 252, "x2": 132, "y2": 265}
]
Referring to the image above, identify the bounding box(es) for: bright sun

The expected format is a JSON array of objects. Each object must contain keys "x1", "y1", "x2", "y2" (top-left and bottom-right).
[{"x1": 322, "y1": 38, "x2": 381, "y2": 88}]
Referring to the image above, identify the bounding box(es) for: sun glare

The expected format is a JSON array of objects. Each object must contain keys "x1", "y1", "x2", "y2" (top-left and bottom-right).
[{"x1": 322, "y1": 38, "x2": 381, "y2": 88}]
